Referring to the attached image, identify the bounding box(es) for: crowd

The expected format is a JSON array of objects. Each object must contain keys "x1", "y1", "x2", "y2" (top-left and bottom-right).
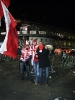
[{"x1": 19, "y1": 39, "x2": 50, "y2": 86}]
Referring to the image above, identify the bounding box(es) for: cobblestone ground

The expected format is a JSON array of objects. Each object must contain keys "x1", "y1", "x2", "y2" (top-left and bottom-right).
[{"x1": 0, "y1": 55, "x2": 75, "y2": 100}]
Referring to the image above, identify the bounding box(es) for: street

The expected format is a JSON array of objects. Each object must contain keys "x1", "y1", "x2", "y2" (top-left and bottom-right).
[{"x1": 0, "y1": 56, "x2": 75, "y2": 100}]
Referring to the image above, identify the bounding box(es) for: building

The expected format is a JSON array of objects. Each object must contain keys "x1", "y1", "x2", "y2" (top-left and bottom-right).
[{"x1": 0, "y1": 19, "x2": 75, "y2": 49}]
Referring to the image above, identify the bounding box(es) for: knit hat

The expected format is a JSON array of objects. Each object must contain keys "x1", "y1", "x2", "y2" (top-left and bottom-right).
[{"x1": 32, "y1": 39, "x2": 37, "y2": 44}]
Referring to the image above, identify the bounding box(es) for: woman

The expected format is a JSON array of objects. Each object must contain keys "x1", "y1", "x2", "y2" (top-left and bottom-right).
[
  {"x1": 31, "y1": 39, "x2": 39, "y2": 85},
  {"x1": 19, "y1": 40, "x2": 31, "y2": 81}
]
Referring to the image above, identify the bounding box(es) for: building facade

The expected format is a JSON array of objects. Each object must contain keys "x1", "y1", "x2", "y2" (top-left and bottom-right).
[{"x1": 0, "y1": 19, "x2": 75, "y2": 49}]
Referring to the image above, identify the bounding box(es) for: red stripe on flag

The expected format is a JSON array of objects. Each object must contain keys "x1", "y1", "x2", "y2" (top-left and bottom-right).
[
  {"x1": 0, "y1": 0, "x2": 10, "y2": 18},
  {"x1": 3, "y1": 24, "x2": 18, "y2": 58},
  {"x1": 9, "y1": 12, "x2": 17, "y2": 28}
]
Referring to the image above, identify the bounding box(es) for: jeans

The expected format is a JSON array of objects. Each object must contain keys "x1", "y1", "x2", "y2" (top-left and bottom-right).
[
  {"x1": 33, "y1": 61, "x2": 39, "y2": 83},
  {"x1": 20, "y1": 61, "x2": 30, "y2": 80},
  {"x1": 39, "y1": 67, "x2": 49, "y2": 84}
]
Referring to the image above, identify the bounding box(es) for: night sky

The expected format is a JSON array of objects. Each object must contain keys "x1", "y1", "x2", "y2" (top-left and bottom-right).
[{"x1": 8, "y1": 0, "x2": 75, "y2": 31}]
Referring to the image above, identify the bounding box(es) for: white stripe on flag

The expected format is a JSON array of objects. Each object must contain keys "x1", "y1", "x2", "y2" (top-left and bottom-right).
[{"x1": 0, "y1": 1, "x2": 11, "y2": 53}]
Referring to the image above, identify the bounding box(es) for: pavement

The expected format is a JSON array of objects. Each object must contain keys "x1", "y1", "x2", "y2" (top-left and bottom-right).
[{"x1": 0, "y1": 56, "x2": 75, "y2": 100}]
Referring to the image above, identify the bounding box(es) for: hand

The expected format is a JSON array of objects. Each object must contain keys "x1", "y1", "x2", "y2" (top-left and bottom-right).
[
  {"x1": 21, "y1": 59, "x2": 26, "y2": 62},
  {"x1": 36, "y1": 55, "x2": 38, "y2": 58},
  {"x1": 45, "y1": 45, "x2": 48, "y2": 49},
  {"x1": 35, "y1": 52, "x2": 37, "y2": 55}
]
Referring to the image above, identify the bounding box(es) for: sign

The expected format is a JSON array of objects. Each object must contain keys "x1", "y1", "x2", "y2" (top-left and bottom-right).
[
  {"x1": 39, "y1": 31, "x2": 46, "y2": 34},
  {"x1": 30, "y1": 31, "x2": 36, "y2": 34},
  {"x1": 20, "y1": 26, "x2": 28, "y2": 31},
  {"x1": 1, "y1": 31, "x2": 21, "y2": 35},
  {"x1": 1, "y1": 32, "x2": 6, "y2": 35},
  {"x1": 22, "y1": 31, "x2": 27, "y2": 34}
]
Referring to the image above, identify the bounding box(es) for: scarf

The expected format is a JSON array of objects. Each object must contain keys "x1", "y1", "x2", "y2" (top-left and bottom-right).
[{"x1": 38, "y1": 45, "x2": 44, "y2": 50}]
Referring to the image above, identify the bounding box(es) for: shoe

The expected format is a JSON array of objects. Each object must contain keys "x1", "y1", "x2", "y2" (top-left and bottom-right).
[
  {"x1": 26, "y1": 77, "x2": 31, "y2": 82},
  {"x1": 21, "y1": 79, "x2": 24, "y2": 81},
  {"x1": 39, "y1": 83, "x2": 42, "y2": 86},
  {"x1": 35, "y1": 82, "x2": 38, "y2": 85},
  {"x1": 46, "y1": 84, "x2": 49, "y2": 86}
]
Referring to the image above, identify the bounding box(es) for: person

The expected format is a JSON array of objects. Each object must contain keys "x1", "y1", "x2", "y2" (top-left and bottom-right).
[
  {"x1": 19, "y1": 40, "x2": 32, "y2": 81},
  {"x1": 18, "y1": 45, "x2": 22, "y2": 58},
  {"x1": 31, "y1": 39, "x2": 39, "y2": 85},
  {"x1": 36, "y1": 41, "x2": 50, "y2": 86},
  {"x1": 62, "y1": 50, "x2": 67, "y2": 63}
]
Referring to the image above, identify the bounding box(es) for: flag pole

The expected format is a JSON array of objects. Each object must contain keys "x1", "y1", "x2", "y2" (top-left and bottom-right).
[{"x1": 0, "y1": 18, "x2": 1, "y2": 27}]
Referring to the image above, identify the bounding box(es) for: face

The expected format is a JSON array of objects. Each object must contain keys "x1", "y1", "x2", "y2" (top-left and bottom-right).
[
  {"x1": 45, "y1": 45, "x2": 48, "y2": 49},
  {"x1": 39, "y1": 41, "x2": 43, "y2": 46},
  {"x1": 33, "y1": 42, "x2": 36, "y2": 45}
]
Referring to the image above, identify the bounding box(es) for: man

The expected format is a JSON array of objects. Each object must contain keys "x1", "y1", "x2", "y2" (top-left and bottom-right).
[
  {"x1": 36, "y1": 41, "x2": 50, "y2": 86},
  {"x1": 19, "y1": 40, "x2": 31, "y2": 81}
]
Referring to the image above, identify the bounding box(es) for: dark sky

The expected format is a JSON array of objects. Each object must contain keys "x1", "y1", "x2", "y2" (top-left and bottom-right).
[{"x1": 8, "y1": 0, "x2": 75, "y2": 31}]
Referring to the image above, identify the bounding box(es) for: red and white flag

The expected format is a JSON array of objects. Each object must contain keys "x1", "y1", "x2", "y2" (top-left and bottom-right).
[
  {"x1": 0, "y1": 1, "x2": 18, "y2": 58},
  {"x1": 0, "y1": 0, "x2": 10, "y2": 19}
]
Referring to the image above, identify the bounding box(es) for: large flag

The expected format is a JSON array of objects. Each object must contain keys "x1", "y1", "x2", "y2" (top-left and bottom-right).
[
  {"x1": 0, "y1": 1, "x2": 18, "y2": 58},
  {"x1": 0, "y1": 0, "x2": 10, "y2": 19},
  {"x1": 0, "y1": 19, "x2": 1, "y2": 26}
]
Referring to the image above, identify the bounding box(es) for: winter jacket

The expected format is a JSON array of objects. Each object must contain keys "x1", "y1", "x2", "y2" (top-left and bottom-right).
[{"x1": 36, "y1": 46, "x2": 50, "y2": 68}]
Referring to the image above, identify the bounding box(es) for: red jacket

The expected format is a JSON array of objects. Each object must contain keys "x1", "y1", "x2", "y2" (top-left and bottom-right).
[{"x1": 34, "y1": 54, "x2": 39, "y2": 62}]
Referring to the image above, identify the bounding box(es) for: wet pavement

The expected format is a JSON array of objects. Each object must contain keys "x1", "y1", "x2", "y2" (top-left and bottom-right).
[{"x1": 0, "y1": 56, "x2": 75, "y2": 100}]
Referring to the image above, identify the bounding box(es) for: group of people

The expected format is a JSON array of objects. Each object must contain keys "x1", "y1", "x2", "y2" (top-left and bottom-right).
[{"x1": 19, "y1": 39, "x2": 50, "y2": 86}]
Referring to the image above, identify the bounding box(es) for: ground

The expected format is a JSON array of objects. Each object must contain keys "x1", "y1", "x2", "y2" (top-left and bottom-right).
[{"x1": 0, "y1": 55, "x2": 75, "y2": 100}]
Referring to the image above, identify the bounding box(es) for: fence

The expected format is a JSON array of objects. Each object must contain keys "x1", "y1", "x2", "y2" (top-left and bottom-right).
[
  {"x1": 0, "y1": 54, "x2": 15, "y2": 62},
  {"x1": 48, "y1": 54, "x2": 75, "y2": 69},
  {"x1": 61, "y1": 55, "x2": 75, "y2": 68}
]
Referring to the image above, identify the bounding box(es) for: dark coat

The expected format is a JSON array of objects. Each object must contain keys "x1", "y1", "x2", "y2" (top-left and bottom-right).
[{"x1": 36, "y1": 47, "x2": 50, "y2": 68}]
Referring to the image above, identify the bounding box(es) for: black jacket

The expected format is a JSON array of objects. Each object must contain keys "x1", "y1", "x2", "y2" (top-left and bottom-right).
[{"x1": 36, "y1": 47, "x2": 50, "y2": 68}]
